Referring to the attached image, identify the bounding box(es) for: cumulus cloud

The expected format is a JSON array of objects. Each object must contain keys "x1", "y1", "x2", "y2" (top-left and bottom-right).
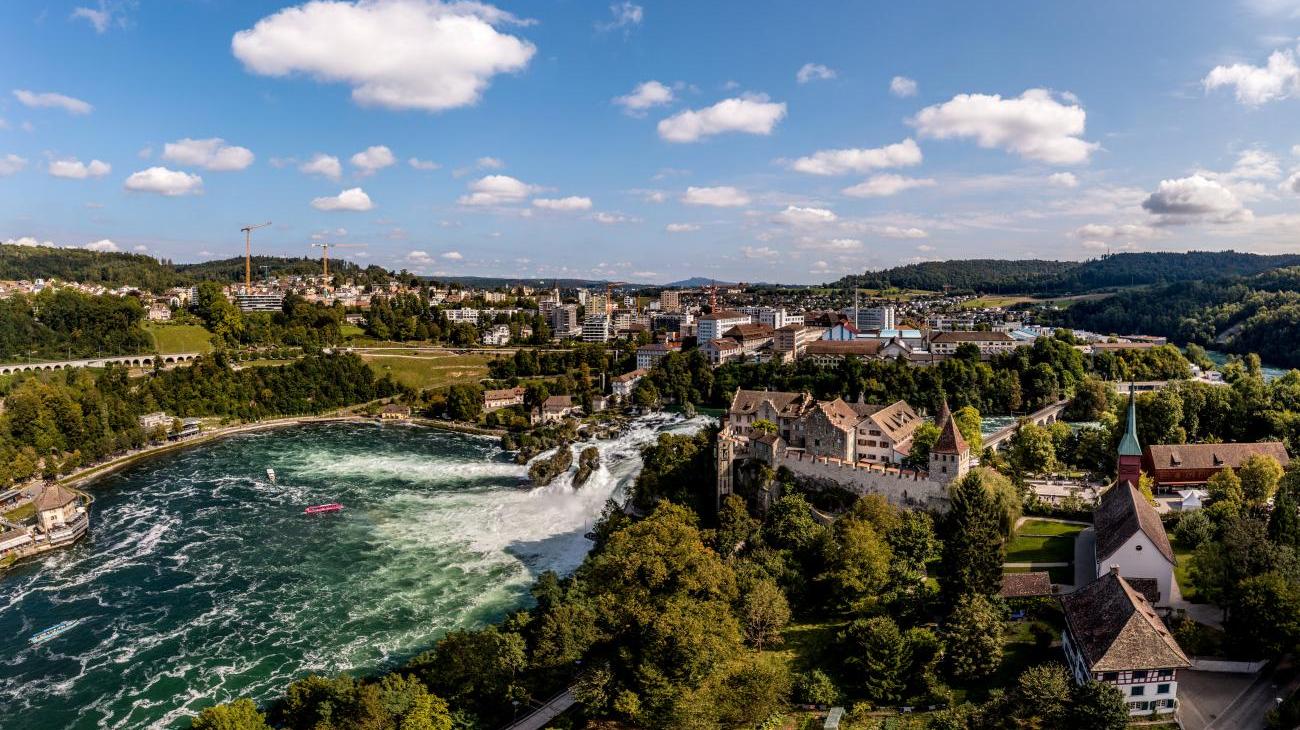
[
  {"x1": 84, "y1": 239, "x2": 119, "y2": 252},
  {"x1": 657, "y1": 94, "x2": 786, "y2": 142},
  {"x1": 13, "y1": 89, "x2": 93, "y2": 115},
  {"x1": 774, "y1": 205, "x2": 837, "y2": 225},
  {"x1": 890, "y1": 76, "x2": 918, "y2": 97},
  {"x1": 350, "y1": 145, "x2": 396, "y2": 175},
  {"x1": 441, "y1": 250, "x2": 463, "y2": 260},
  {"x1": 162, "y1": 137, "x2": 255, "y2": 171},
  {"x1": 1281, "y1": 171, "x2": 1300, "y2": 194},
  {"x1": 533, "y1": 196, "x2": 593, "y2": 211},
  {"x1": 597, "y1": 2, "x2": 642, "y2": 31},
  {"x1": 1074, "y1": 223, "x2": 1157, "y2": 241},
  {"x1": 300, "y1": 153, "x2": 342, "y2": 180},
  {"x1": 666, "y1": 223, "x2": 699, "y2": 233},
  {"x1": 911, "y1": 88, "x2": 1098, "y2": 164},
  {"x1": 408, "y1": 157, "x2": 440, "y2": 170},
  {"x1": 71, "y1": 1, "x2": 132, "y2": 33},
  {"x1": 1204, "y1": 46, "x2": 1300, "y2": 105},
  {"x1": 1226, "y1": 149, "x2": 1281, "y2": 180},
  {"x1": 4, "y1": 237, "x2": 54, "y2": 247},
  {"x1": 614, "y1": 80, "x2": 674, "y2": 115},
  {"x1": 231, "y1": 0, "x2": 536, "y2": 112},
  {"x1": 0, "y1": 154, "x2": 28, "y2": 176},
  {"x1": 1047, "y1": 172, "x2": 1079, "y2": 188},
  {"x1": 796, "y1": 63, "x2": 836, "y2": 84},
  {"x1": 842, "y1": 174, "x2": 936, "y2": 198},
  {"x1": 458, "y1": 174, "x2": 539, "y2": 206},
  {"x1": 681, "y1": 185, "x2": 750, "y2": 207},
  {"x1": 878, "y1": 226, "x2": 929, "y2": 239},
  {"x1": 477, "y1": 156, "x2": 505, "y2": 169},
  {"x1": 124, "y1": 166, "x2": 203, "y2": 196},
  {"x1": 49, "y1": 158, "x2": 111, "y2": 179},
  {"x1": 1141, "y1": 175, "x2": 1251, "y2": 224},
  {"x1": 789, "y1": 138, "x2": 922, "y2": 175},
  {"x1": 406, "y1": 250, "x2": 433, "y2": 264},
  {"x1": 311, "y1": 187, "x2": 374, "y2": 211},
  {"x1": 741, "y1": 245, "x2": 779, "y2": 259},
  {"x1": 592, "y1": 212, "x2": 637, "y2": 224}
]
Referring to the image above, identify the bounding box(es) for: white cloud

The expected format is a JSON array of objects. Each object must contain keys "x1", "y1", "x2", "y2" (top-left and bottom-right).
[
  {"x1": 300, "y1": 153, "x2": 342, "y2": 180},
  {"x1": 458, "y1": 174, "x2": 539, "y2": 206},
  {"x1": 741, "y1": 245, "x2": 779, "y2": 259},
  {"x1": 133, "y1": 245, "x2": 148, "y2": 252},
  {"x1": 682, "y1": 185, "x2": 750, "y2": 207},
  {"x1": 441, "y1": 250, "x2": 463, "y2": 260},
  {"x1": 406, "y1": 250, "x2": 433, "y2": 264},
  {"x1": 162, "y1": 137, "x2": 255, "y2": 171},
  {"x1": 666, "y1": 222, "x2": 699, "y2": 233},
  {"x1": 311, "y1": 187, "x2": 374, "y2": 211},
  {"x1": 889, "y1": 76, "x2": 918, "y2": 97},
  {"x1": 842, "y1": 174, "x2": 936, "y2": 198},
  {"x1": 789, "y1": 138, "x2": 922, "y2": 175},
  {"x1": 4, "y1": 237, "x2": 53, "y2": 247},
  {"x1": 350, "y1": 145, "x2": 396, "y2": 175},
  {"x1": 1047, "y1": 172, "x2": 1079, "y2": 188},
  {"x1": 0, "y1": 154, "x2": 28, "y2": 177},
  {"x1": 49, "y1": 158, "x2": 111, "y2": 179},
  {"x1": 13, "y1": 89, "x2": 93, "y2": 115},
  {"x1": 477, "y1": 156, "x2": 505, "y2": 169},
  {"x1": 84, "y1": 239, "x2": 119, "y2": 252},
  {"x1": 1282, "y1": 171, "x2": 1300, "y2": 194},
  {"x1": 592, "y1": 212, "x2": 637, "y2": 224},
  {"x1": 532, "y1": 196, "x2": 593, "y2": 211},
  {"x1": 774, "y1": 205, "x2": 837, "y2": 225},
  {"x1": 232, "y1": 0, "x2": 536, "y2": 112},
  {"x1": 880, "y1": 226, "x2": 928, "y2": 239},
  {"x1": 1226, "y1": 149, "x2": 1281, "y2": 180},
  {"x1": 597, "y1": 2, "x2": 642, "y2": 31},
  {"x1": 614, "y1": 80, "x2": 674, "y2": 115},
  {"x1": 809, "y1": 260, "x2": 832, "y2": 274},
  {"x1": 71, "y1": 1, "x2": 131, "y2": 33},
  {"x1": 911, "y1": 88, "x2": 1098, "y2": 164},
  {"x1": 1204, "y1": 47, "x2": 1300, "y2": 105},
  {"x1": 796, "y1": 63, "x2": 836, "y2": 84},
  {"x1": 657, "y1": 95, "x2": 787, "y2": 142},
  {"x1": 124, "y1": 166, "x2": 203, "y2": 196},
  {"x1": 1073, "y1": 223, "x2": 1157, "y2": 241},
  {"x1": 1141, "y1": 175, "x2": 1252, "y2": 224},
  {"x1": 408, "y1": 157, "x2": 440, "y2": 170}
]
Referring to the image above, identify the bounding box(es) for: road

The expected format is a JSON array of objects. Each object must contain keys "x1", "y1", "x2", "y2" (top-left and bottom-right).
[{"x1": 1180, "y1": 659, "x2": 1300, "y2": 730}]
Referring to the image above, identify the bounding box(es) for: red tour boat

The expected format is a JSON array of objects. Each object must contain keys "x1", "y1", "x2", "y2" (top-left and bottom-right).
[{"x1": 303, "y1": 503, "x2": 343, "y2": 515}]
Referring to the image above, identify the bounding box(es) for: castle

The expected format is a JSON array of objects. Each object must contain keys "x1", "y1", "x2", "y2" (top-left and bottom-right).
[{"x1": 716, "y1": 389, "x2": 972, "y2": 512}]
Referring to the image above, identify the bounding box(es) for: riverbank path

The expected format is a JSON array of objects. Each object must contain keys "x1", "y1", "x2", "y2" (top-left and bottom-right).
[{"x1": 501, "y1": 688, "x2": 576, "y2": 730}]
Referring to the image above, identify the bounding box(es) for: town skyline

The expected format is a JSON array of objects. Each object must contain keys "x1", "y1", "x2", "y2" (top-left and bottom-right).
[{"x1": 6, "y1": 1, "x2": 1300, "y2": 283}]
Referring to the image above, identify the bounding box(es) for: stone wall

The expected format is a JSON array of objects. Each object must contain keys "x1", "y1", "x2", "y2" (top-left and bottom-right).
[{"x1": 777, "y1": 448, "x2": 950, "y2": 511}]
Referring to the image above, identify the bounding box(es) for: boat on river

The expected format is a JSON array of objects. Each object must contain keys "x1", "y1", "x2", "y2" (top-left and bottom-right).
[
  {"x1": 304, "y1": 503, "x2": 342, "y2": 515},
  {"x1": 30, "y1": 619, "x2": 81, "y2": 645}
]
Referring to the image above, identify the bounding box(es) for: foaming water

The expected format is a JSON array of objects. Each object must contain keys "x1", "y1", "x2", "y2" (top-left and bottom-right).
[{"x1": 0, "y1": 415, "x2": 709, "y2": 729}]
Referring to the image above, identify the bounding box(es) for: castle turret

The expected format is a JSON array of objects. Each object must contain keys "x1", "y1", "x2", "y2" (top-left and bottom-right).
[
  {"x1": 930, "y1": 401, "x2": 971, "y2": 480},
  {"x1": 1117, "y1": 383, "x2": 1143, "y2": 485}
]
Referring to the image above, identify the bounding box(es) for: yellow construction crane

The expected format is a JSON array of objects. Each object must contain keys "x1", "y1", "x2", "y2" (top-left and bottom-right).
[
  {"x1": 310, "y1": 242, "x2": 366, "y2": 278},
  {"x1": 239, "y1": 222, "x2": 271, "y2": 289},
  {"x1": 604, "y1": 281, "x2": 626, "y2": 319}
]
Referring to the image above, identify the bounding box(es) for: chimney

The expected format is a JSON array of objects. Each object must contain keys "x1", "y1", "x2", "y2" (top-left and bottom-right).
[{"x1": 1109, "y1": 565, "x2": 1120, "y2": 576}]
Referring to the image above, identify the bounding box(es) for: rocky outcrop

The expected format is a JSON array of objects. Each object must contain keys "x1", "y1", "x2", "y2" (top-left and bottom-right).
[
  {"x1": 573, "y1": 446, "x2": 601, "y2": 488},
  {"x1": 528, "y1": 444, "x2": 573, "y2": 486}
]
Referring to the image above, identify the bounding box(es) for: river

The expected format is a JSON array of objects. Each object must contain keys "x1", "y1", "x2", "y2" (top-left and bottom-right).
[{"x1": 0, "y1": 415, "x2": 708, "y2": 729}]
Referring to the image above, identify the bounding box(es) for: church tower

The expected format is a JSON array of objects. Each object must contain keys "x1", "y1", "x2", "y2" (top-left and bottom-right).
[
  {"x1": 930, "y1": 401, "x2": 971, "y2": 480},
  {"x1": 1117, "y1": 383, "x2": 1144, "y2": 485}
]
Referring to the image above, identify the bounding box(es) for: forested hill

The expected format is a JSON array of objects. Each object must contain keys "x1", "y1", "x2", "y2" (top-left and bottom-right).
[
  {"x1": 832, "y1": 251, "x2": 1300, "y2": 294},
  {"x1": 1055, "y1": 266, "x2": 1300, "y2": 368},
  {"x1": 0, "y1": 244, "x2": 377, "y2": 291}
]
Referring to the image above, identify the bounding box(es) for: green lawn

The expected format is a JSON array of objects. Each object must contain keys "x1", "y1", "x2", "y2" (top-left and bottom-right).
[
  {"x1": 340, "y1": 324, "x2": 365, "y2": 339},
  {"x1": 961, "y1": 296, "x2": 1034, "y2": 309},
  {"x1": 3, "y1": 502, "x2": 36, "y2": 523},
  {"x1": 361, "y1": 353, "x2": 492, "y2": 390},
  {"x1": 1005, "y1": 519, "x2": 1083, "y2": 564},
  {"x1": 1173, "y1": 540, "x2": 1202, "y2": 603},
  {"x1": 145, "y1": 323, "x2": 214, "y2": 354}
]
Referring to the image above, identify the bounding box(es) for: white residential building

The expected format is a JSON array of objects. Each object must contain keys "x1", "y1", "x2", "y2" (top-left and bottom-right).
[
  {"x1": 696, "y1": 310, "x2": 752, "y2": 343},
  {"x1": 582, "y1": 315, "x2": 610, "y2": 343}
]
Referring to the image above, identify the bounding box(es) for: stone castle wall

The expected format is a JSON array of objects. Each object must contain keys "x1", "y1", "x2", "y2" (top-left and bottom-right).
[{"x1": 777, "y1": 448, "x2": 950, "y2": 511}]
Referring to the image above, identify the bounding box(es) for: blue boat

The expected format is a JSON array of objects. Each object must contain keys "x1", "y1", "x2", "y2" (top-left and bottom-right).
[{"x1": 30, "y1": 619, "x2": 80, "y2": 645}]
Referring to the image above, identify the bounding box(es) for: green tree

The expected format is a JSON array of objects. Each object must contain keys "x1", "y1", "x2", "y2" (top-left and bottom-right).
[
  {"x1": 444, "y1": 383, "x2": 484, "y2": 422},
  {"x1": 1067, "y1": 680, "x2": 1128, "y2": 730},
  {"x1": 794, "y1": 669, "x2": 840, "y2": 706},
  {"x1": 1239, "y1": 454, "x2": 1284, "y2": 506},
  {"x1": 1010, "y1": 663, "x2": 1071, "y2": 729},
  {"x1": 943, "y1": 593, "x2": 1004, "y2": 681},
  {"x1": 740, "y1": 577, "x2": 790, "y2": 650},
  {"x1": 1228, "y1": 572, "x2": 1300, "y2": 657},
  {"x1": 841, "y1": 616, "x2": 910, "y2": 703},
  {"x1": 750, "y1": 418, "x2": 778, "y2": 436},
  {"x1": 821, "y1": 506, "x2": 893, "y2": 610},
  {"x1": 1206, "y1": 466, "x2": 1245, "y2": 505},
  {"x1": 940, "y1": 471, "x2": 1007, "y2": 603},
  {"x1": 954, "y1": 405, "x2": 983, "y2": 452},
  {"x1": 1174, "y1": 509, "x2": 1214, "y2": 548},
  {"x1": 1008, "y1": 421, "x2": 1056, "y2": 476},
  {"x1": 410, "y1": 626, "x2": 527, "y2": 723},
  {"x1": 190, "y1": 699, "x2": 271, "y2": 730},
  {"x1": 907, "y1": 421, "x2": 941, "y2": 468}
]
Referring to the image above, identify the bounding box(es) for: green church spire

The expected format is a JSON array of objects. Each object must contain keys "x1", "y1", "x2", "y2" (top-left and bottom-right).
[{"x1": 1118, "y1": 383, "x2": 1142, "y2": 457}]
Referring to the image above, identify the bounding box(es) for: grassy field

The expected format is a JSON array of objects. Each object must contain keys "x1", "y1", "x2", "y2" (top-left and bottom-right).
[
  {"x1": 360, "y1": 353, "x2": 493, "y2": 390},
  {"x1": 3, "y1": 502, "x2": 36, "y2": 523},
  {"x1": 1004, "y1": 519, "x2": 1083, "y2": 564},
  {"x1": 961, "y1": 295, "x2": 1035, "y2": 309},
  {"x1": 340, "y1": 324, "x2": 365, "y2": 339},
  {"x1": 1173, "y1": 540, "x2": 1201, "y2": 603},
  {"x1": 145, "y1": 323, "x2": 214, "y2": 354}
]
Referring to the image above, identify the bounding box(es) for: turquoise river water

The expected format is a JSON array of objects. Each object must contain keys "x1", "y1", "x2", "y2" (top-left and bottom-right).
[{"x1": 0, "y1": 415, "x2": 707, "y2": 729}]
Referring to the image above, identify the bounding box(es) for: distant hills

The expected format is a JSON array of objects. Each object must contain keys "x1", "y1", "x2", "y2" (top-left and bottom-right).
[{"x1": 831, "y1": 251, "x2": 1300, "y2": 295}]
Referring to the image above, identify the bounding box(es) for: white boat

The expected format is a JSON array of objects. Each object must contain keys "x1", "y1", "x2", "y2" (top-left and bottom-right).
[
  {"x1": 30, "y1": 619, "x2": 81, "y2": 645},
  {"x1": 266, "y1": 468, "x2": 276, "y2": 483}
]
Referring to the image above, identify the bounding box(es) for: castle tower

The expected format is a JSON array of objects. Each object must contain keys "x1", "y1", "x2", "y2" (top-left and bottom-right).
[
  {"x1": 930, "y1": 401, "x2": 971, "y2": 480},
  {"x1": 1117, "y1": 383, "x2": 1143, "y2": 485}
]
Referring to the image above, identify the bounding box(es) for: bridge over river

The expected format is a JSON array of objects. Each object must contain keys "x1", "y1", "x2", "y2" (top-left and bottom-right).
[{"x1": 983, "y1": 399, "x2": 1070, "y2": 451}]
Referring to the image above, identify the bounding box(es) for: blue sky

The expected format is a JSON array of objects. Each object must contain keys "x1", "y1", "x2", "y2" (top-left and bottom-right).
[{"x1": 4, "y1": 0, "x2": 1300, "y2": 284}]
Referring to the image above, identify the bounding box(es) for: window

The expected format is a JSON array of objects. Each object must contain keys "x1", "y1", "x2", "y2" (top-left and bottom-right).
[
  {"x1": 1135, "y1": 544, "x2": 1143, "y2": 551},
  {"x1": 1157, "y1": 669, "x2": 1174, "y2": 677},
  {"x1": 1131, "y1": 686, "x2": 1145, "y2": 697},
  {"x1": 1132, "y1": 670, "x2": 1148, "y2": 680},
  {"x1": 1157, "y1": 684, "x2": 1170, "y2": 694}
]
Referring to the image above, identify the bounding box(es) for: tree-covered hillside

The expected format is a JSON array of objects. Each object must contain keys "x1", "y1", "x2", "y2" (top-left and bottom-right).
[{"x1": 832, "y1": 251, "x2": 1300, "y2": 295}]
